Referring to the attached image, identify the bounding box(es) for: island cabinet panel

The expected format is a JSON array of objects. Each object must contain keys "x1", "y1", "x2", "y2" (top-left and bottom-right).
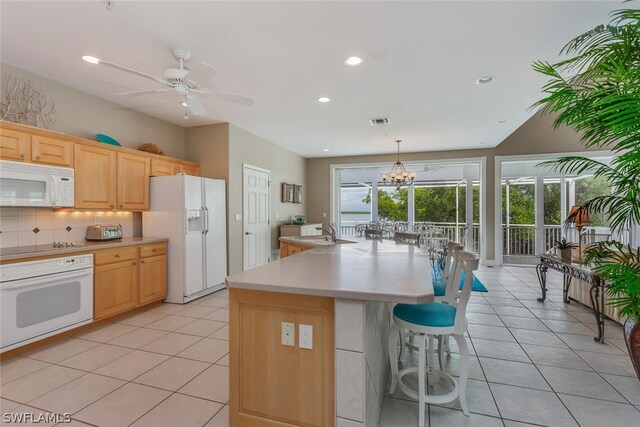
[
  {"x1": 139, "y1": 254, "x2": 167, "y2": 305},
  {"x1": 0, "y1": 128, "x2": 31, "y2": 161},
  {"x1": 94, "y1": 260, "x2": 138, "y2": 320},
  {"x1": 30, "y1": 136, "x2": 73, "y2": 166},
  {"x1": 74, "y1": 145, "x2": 117, "y2": 209},
  {"x1": 279, "y1": 242, "x2": 310, "y2": 259},
  {"x1": 117, "y1": 153, "x2": 150, "y2": 210},
  {"x1": 230, "y1": 289, "x2": 334, "y2": 427}
]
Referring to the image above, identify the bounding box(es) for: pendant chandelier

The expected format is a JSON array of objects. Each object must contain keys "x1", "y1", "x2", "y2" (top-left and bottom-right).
[{"x1": 381, "y1": 140, "x2": 416, "y2": 189}]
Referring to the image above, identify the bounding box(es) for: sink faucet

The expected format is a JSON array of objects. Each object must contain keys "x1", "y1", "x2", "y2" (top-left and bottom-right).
[{"x1": 316, "y1": 223, "x2": 337, "y2": 242}]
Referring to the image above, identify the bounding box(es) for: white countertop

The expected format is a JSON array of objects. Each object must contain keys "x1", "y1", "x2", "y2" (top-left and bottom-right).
[{"x1": 226, "y1": 237, "x2": 434, "y2": 304}]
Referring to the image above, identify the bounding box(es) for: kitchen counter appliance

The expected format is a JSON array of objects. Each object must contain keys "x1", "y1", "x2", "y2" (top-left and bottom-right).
[
  {"x1": 85, "y1": 224, "x2": 123, "y2": 241},
  {"x1": 0, "y1": 254, "x2": 94, "y2": 351}
]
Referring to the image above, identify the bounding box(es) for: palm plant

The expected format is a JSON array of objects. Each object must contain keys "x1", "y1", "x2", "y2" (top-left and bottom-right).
[{"x1": 533, "y1": 3, "x2": 640, "y2": 377}]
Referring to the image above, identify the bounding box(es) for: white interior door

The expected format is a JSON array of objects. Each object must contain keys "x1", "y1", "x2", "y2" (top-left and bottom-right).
[{"x1": 243, "y1": 165, "x2": 270, "y2": 270}]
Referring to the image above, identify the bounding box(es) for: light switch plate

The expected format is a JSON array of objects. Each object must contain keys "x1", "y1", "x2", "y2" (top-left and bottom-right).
[
  {"x1": 281, "y1": 322, "x2": 295, "y2": 346},
  {"x1": 235, "y1": 213, "x2": 242, "y2": 221},
  {"x1": 322, "y1": 212, "x2": 327, "y2": 218},
  {"x1": 275, "y1": 213, "x2": 280, "y2": 219},
  {"x1": 299, "y1": 324, "x2": 313, "y2": 349}
]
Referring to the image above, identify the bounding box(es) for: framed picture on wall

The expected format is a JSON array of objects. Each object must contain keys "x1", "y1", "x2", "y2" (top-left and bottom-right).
[
  {"x1": 282, "y1": 183, "x2": 294, "y2": 203},
  {"x1": 293, "y1": 185, "x2": 302, "y2": 204}
]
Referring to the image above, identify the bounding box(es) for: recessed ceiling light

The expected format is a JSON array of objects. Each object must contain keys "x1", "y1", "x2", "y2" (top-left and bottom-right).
[
  {"x1": 344, "y1": 56, "x2": 363, "y2": 66},
  {"x1": 82, "y1": 55, "x2": 101, "y2": 64},
  {"x1": 318, "y1": 97, "x2": 330, "y2": 103},
  {"x1": 476, "y1": 76, "x2": 494, "y2": 84},
  {"x1": 323, "y1": 148, "x2": 330, "y2": 152}
]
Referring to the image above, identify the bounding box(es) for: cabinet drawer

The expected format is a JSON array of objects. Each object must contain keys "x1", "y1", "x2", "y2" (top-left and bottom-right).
[
  {"x1": 94, "y1": 246, "x2": 138, "y2": 265},
  {"x1": 139, "y1": 243, "x2": 167, "y2": 258}
]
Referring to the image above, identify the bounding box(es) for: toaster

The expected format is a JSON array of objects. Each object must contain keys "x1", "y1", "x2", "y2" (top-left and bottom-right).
[{"x1": 85, "y1": 224, "x2": 123, "y2": 241}]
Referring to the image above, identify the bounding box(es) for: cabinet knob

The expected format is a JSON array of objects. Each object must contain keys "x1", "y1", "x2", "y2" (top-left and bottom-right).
[
  {"x1": 110, "y1": 204, "x2": 114, "y2": 208},
  {"x1": 141, "y1": 260, "x2": 145, "y2": 264},
  {"x1": 132, "y1": 261, "x2": 137, "y2": 265},
  {"x1": 119, "y1": 205, "x2": 123, "y2": 208},
  {"x1": 115, "y1": 254, "x2": 120, "y2": 258},
  {"x1": 20, "y1": 153, "x2": 25, "y2": 159},
  {"x1": 35, "y1": 155, "x2": 41, "y2": 160}
]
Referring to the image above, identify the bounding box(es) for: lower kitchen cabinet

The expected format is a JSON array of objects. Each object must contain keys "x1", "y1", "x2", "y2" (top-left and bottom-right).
[
  {"x1": 94, "y1": 260, "x2": 138, "y2": 320},
  {"x1": 139, "y1": 254, "x2": 167, "y2": 305},
  {"x1": 93, "y1": 242, "x2": 167, "y2": 321},
  {"x1": 280, "y1": 242, "x2": 310, "y2": 258}
]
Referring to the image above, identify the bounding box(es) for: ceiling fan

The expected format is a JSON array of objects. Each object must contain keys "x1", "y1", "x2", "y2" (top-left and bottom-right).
[{"x1": 82, "y1": 47, "x2": 254, "y2": 119}]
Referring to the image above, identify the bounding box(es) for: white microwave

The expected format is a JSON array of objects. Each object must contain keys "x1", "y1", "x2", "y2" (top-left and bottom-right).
[{"x1": 0, "y1": 160, "x2": 74, "y2": 207}]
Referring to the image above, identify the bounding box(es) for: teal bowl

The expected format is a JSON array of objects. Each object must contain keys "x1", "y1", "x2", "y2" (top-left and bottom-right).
[{"x1": 96, "y1": 133, "x2": 122, "y2": 146}]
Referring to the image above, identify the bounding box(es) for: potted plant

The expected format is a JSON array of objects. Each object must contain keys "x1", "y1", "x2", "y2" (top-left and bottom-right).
[
  {"x1": 556, "y1": 238, "x2": 577, "y2": 261},
  {"x1": 533, "y1": 5, "x2": 640, "y2": 379}
]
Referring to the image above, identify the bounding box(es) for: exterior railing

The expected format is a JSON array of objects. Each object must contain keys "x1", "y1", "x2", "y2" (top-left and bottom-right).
[
  {"x1": 339, "y1": 221, "x2": 480, "y2": 254},
  {"x1": 502, "y1": 224, "x2": 628, "y2": 256}
]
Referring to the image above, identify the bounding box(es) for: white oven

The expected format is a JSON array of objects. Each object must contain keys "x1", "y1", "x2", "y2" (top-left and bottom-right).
[
  {"x1": 0, "y1": 254, "x2": 93, "y2": 351},
  {"x1": 0, "y1": 160, "x2": 74, "y2": 207}
]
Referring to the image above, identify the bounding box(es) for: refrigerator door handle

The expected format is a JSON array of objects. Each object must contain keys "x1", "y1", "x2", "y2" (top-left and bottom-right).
[{"x1": 203, "y1": 206, "x2": 209, "y2": 233}]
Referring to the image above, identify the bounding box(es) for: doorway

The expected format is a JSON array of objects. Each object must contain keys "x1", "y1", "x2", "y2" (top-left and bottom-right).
[{"x1": 242, "y1": 164, "x2": 271, "y2": 270}]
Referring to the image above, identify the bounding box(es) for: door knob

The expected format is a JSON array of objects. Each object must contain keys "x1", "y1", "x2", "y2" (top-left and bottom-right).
[{"x1": 245, "y1": 232, "x2": 253, "y2": 235}]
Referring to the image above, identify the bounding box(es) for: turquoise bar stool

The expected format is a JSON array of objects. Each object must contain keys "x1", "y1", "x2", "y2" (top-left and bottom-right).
[{"x1": 388, "y1": 250, "x2": 479, "y2": 427}]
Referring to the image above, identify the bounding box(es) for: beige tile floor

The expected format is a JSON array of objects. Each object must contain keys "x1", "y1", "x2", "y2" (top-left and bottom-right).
[
  {"x1": 0, "y1": 289, "x2": 230, "y2": 427},
  {"x1": 1, "y1": 267, "x2": 639, "y2": 426},
  {"x1": 380, "y1": 266, "x2": 640, "y2": 427}
]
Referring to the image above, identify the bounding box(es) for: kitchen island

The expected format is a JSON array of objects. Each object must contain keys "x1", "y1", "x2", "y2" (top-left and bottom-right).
[{"x1": 225, "y1": 237, "x2": 434, "y2": 427}]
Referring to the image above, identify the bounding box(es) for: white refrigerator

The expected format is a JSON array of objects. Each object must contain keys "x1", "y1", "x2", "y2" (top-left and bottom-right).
[{"x1": 143, "y1": 174, "x2": 227, "y2": 303}]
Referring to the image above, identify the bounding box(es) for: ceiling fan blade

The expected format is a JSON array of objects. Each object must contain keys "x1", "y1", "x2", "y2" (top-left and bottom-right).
[
  {"x1": 192, "y1": 88, "x2": 254, "y2": 106},
  {"x1": 116, "y1": 88, "x2": 171, "y2": 96},
  {"x1": 185, "y1": 62, "x2": 218, "y2": 83},
  {"x1": 100, "y1": 60, "x2": 172, "y2": 87},
  {"x1": 186, "y1": 94, "x2": 208, "y2": 116}
]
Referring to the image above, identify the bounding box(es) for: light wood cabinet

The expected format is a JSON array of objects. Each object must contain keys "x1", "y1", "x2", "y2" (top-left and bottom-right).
[
  {"x1": 117, "y1": 153, "x2": 150, "y2": 210},
  {"x1": 139, "y1": 254, "x2": 167, "y2": 305},
  {"x1": 150, "y1": 158, "x2": 177, "y2": 176},
  {"x1": 74, "y1": 145, "x2": 117, "y2": 209},
  {"x1": 31, "y1": 136, "x2": 73, "y2": 166},
  {"x1": 93, "y1": 242, "x2": 167, "y2": 321},
  {"x1": 179, "y1": 163, "x2": 200, "y2": 176},
  {"x1": 0, "y1": 128, "x2": 30, "y2": 161},
  {"x1": 94, "y1": 259, "x2": 138, "y2": 320},
  {"x1": 280, "y1": 241, "x2": 310, "y2": 258}
]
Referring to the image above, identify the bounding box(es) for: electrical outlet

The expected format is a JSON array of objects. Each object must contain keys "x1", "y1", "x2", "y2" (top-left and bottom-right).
[
  {"x1": 281, "y1": 322, "x2": 295, "y2": 346},
  {"x1": 299, "y1": 324, "x2": 313, "y2": 349}
]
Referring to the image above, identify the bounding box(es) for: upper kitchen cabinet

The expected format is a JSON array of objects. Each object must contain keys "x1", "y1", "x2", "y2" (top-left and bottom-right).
[
  {"x1": 117, "y1": 152, "x2": 150, "y2": 210},
  {"x1": 31, "y1": 135, "x2": 73, "y2": 167},
  {"x1": 179, "y1": 163, "x2": 200, "y2": 176},
  {"x1": 74, "y1": 144, "x2": 117, "y2": 209},
  {"x1": 150, "y1": 158, "x2": 177, "y2": 176},
  {"x1": 0, "y1": 128, "x2": 31, "y2": 161}
]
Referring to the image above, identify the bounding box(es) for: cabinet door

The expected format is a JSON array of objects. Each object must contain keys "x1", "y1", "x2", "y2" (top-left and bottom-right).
[
  {"x1": 31, "y1": 136, "x2": 73, "y2": 166},
  {"x1": 280, "y1": 242, "x2": 289, "y2": 259},
  {"x1": 0, "y1": 128, "x2": 31, "y2": 161},
  {"x1": 287, "y1": 244, "x2": 305, "y2": 257},
  {"x1": 94, "y1": 260, "x2": 138, "y2": 320},
  {"x1": 139, "y1": 254, "x2": 167, "y2": 305},
  {"x1": 117, "y1": 153, "x2": 150, "y2": 210},
  {"x1": 74, "y1": 145, "x2": 117, "y2": 209},
  {"x1": 179, "y1": 163, "x2": 200, "y2": 176},
  {"x1": 150, "y1": 158, "x2": 177, "y2": 176}
]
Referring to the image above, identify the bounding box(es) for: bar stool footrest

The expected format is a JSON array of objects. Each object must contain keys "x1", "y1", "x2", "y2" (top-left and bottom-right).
[{"x1": 397, "y1": 366, "x2": 460, "y2": 405}]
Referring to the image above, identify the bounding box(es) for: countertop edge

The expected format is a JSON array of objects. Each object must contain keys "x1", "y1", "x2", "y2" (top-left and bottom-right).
[
  {"x1": 225, "y1": 277, "x2": 434, "y2": 304},
  {"x1": 0, "y1": 237, "x2": 169, "y2": 263}
]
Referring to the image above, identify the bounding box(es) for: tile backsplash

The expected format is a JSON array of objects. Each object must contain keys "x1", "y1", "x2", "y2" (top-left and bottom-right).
[{"x1": 0, "y1": 208, "x2": 134, "y2": 247}]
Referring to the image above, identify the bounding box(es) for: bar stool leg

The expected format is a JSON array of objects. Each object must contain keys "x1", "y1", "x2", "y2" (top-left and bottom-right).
[
  {"x1": 418, "y1": 333, "x2": 427, "y2": 427},
  {"x1": 388, "y1": 322, "x2": 400, "y2": 394},
  {"x1": 398, "y1": 328, "x2": 407, "y2": 360},
  {"x1": 437, "y1": 335, "x2": 444, "y2": 370},
  {"x1": 454, "y1": 333, "x2": 470, "y2": 416},
  {"x1": 427, "y1": 334, "x2": 435, "y2": 385}
]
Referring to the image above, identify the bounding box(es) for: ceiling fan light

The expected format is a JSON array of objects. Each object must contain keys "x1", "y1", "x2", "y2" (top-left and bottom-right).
[
  {"x1": 82, "y1": 55, "x2": 100, "y2": 64},
  {"x1": 181, "y1": 101, "x2": 188, "y2": 107}
]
